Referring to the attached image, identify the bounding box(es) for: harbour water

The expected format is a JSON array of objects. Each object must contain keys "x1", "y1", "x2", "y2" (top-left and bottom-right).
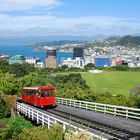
[
  {"x1": 0, "y1": 45, "x2": 45, "y2": 61},
  {"x1": 0, "y1": 45, "x2": 73, "y2": 63}
]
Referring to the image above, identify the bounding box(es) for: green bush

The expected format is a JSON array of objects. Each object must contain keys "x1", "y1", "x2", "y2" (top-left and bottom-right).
[
  {"x1": 13, "y1": 124, "x2": 63, "y2": 140},
  {"x1": 0, "y1": 97, "x2": 10, "y2": 119},
  {"x1": 0, "y1": 116, "x2": 33, "y2": 140}
]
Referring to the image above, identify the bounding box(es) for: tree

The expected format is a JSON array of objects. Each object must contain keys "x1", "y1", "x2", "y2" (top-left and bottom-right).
[
  {"x1": 0, "y1": 97, "x2": 10, "y2": 119},
  {"x1": 9, "y1": 63, "x2": 35, "y2": 77},
  {"x1": 0, "y1": 73, "x2": 18, "y2": 95},
  {"x1": 13, "y1": 124, "x2": 63, "y2": 140},
  {"x1": 0, "y1": 116, "x2": 33, "y2": 140},
  {"x1": 84, "y1": 63, "x2": 94, "y2": 70},
  {"x1": 61, "y1": 65, "x2": 69, "y2": 70},
  {"x1": 18, "y1": 72, "x2": 48, "y2": 95},
  {"x1": 0, "y1": 60, "x2": 9, "y2": 73}
]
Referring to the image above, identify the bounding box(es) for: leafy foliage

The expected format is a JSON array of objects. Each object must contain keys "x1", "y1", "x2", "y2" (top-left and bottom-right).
[
  {"x1": 0, "y1": 97, "x2": 10, "y2": 119},
  {"x1": 52, "y1": 73, "x2": 87, "y2": 87},
  {"x1": 9, "y1": 63, "x2": 35, "y2": 77},
  {"x1": 65, "y1": 130, "x2": 93, "y2": 140},
  {"x1": 0, "y1": 73, "x2": 18, "y2": 95},
  {"x1": 0, "y1": 60, "x2": 9, "y2": 73},
  {"x1": 14, "y1": 124, "x2": 63, "y2": 140},
  {"x1": 84, "y1": 63, "x2": 94, "y2": 70},
  {"x1": 0, "y1": 116, "x2": 33, "y2": 140},
  {"x1": 95, "y1": 92, "x2": 136, "y2": 107},
  {"x1": 0, "y1": 62, "x2": 140, "y2": 108}
]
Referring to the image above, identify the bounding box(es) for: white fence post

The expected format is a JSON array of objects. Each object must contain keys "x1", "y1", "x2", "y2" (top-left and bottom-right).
[
  {"x1": 79, "y1": 102, "x2": 81, "y2": 108},
  {"x1": 48, "y1": 117, "x2": 50, "y2": 129},
  {"x1": 42, "y1": 114, "x2": 44, "y2": 125},
  {"x1": 86, "y1": 103, "x2": 88, "y2": 110},
  {"x1": 63, "y1": 124, "x2": 66, "y2": 131},
  {"x1": 37, "y1": 112, "x2": 39, "y2": 124},
  {"x1": 114, "y1": 108, "x2": 116, "y2": 116},
  {"x1": 32, "y1": 109, "x2": 34, "y2": 120},
  {"x1": 26, "y1": 107, "x2": 27, "y2": 116},
  {"x1": 28, "y1": 109, "x2": 31, "y2": 118},
  {"x1": 104, "y1": 106, "x2": 106, "y2": 114},
  {"x1": 73, "y1": 101, "x2": 75, "y2": 107},
  {"x1": 126, "y1": 109, "x2": 128, "y2": 119},
  {"x1": 95, "y1": 104, "x2": 97, "y2": 112}
]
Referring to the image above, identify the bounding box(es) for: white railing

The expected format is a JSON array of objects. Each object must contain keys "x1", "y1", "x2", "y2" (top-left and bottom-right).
[
  {"x1": 16, "y1": 102, "x2": 106, "y2": 140},
  {"x1": 56, "y1": 97, "x2": 140, "y2": 120}
]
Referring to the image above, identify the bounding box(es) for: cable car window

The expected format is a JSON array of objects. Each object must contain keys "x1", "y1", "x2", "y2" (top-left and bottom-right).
[
  {"x1": 41, "y1": 90, "x2": 54, "y2": 97},
  {"x1": 52, "y1": 90, "x2": 55, "y2": 96},
  {"x1": 25, "y1": 90, "x2": 34, "y2": 96},
  {"x1": 35, "y1": 90, "x2": 40, "y2": 97},
  {"x1": 42, "y1": 90, "x2": 47, "y2": 97},
  {"x1": 47, "y1": 90, "x2": 54, "y2": 96},
  {"x1": 47, "y1": 90, "x2": 52, "y2": 96}
]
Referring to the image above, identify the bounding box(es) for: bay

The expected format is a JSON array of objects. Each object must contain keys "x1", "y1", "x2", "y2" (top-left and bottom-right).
[
  {"x1": 0, "y1": 45, "x2": 74, "y2": 64},
  {"x1": 0, "y1": 45, "x2": 46, "y2": 62}
]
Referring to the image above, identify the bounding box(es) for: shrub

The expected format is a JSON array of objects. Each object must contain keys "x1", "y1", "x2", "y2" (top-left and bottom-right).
[
  {"x1": 0, "y1": 116, "x2": 33, "y2": 140},
  {"x1": 0, "y1": 97, "x2": 10, "y2": 119},
  {"x1": 14, "y1": 124, "x2": 63, "y2": 140}
]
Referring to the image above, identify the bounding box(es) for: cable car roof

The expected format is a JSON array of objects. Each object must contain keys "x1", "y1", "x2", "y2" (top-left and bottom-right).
[{"x1": 23, "y1": 86, "x2": 54, "y2": 90}]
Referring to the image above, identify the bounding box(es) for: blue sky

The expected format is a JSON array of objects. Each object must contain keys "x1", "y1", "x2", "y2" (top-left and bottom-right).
[
  {"x1": 53, "y1": 0, "x2": 140, "y2": 18},
  {"x1": 0, "y1": 0, "x2": 140, "y2": 36}
]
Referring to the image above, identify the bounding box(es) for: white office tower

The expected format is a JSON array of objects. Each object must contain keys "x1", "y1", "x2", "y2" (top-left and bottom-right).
[{"x1": 62, "y1": 57, "x2": 84, "y2": 68}]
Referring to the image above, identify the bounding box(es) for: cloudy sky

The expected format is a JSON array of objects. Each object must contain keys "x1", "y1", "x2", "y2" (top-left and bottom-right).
[{"x1": 0, "y1": 0, "x2": 140, "y2": 36}]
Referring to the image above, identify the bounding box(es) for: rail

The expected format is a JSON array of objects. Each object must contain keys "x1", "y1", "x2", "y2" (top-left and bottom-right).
[
  {"x1": 16, "y1": 102, "x2": 106, "y2": 140},
  {"x1": 56, "y1": 97, "x2": 140, "y2": 120}
]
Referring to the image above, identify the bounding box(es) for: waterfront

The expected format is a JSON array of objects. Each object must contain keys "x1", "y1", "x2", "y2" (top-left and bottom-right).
[
  {"x1": 0, "y1": 45, "x2": 73, "y2": 63},
  {"x1": 0, "y1": 45, "x2": 45, "y2": 61}
]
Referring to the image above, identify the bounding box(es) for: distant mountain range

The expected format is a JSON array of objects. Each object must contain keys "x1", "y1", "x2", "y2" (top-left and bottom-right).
[
  {"x1": 0, "y1": 35, "x2": 108, "y2": 46},
  {"x1": 82, "y1": 35, "x2": 140, "y2": 48},
  {"x1": 0, "y1": 35, "x2": 140, "y2": 48}
]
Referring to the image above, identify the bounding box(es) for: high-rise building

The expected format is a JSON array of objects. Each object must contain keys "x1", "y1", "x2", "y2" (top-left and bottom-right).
[
  {"x1": 73, "y1": 47, "x2": 83, "y2": 58},
  {"x1": 45, "y1": 49, "x2": 58, "y2": 69}
]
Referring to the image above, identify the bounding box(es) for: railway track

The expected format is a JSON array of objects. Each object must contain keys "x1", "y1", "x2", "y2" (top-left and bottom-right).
[
  {"x1": 16, "y1": 99, "x2": 140, "y2": 140},
  {"x1": 47, "y1": 107, "x2": 140, "y2": 140}
]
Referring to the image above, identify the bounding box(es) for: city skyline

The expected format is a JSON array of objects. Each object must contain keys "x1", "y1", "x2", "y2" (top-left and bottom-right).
[{"x1": 0, "y1": 0, "x2": 140, "y2": 36}]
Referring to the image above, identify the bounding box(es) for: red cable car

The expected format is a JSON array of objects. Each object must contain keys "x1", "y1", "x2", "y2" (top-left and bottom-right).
[{"x1": 22, "y1": 86, "x2": 56, "y2": 107}]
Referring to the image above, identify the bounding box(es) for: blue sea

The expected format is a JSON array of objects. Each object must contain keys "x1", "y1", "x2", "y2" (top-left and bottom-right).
[
  {"x1": 0, "y1": 45, "x2": 73, "y2": 64},
  {"x1": 0, "y1": 45, "x2": 45, "y2": 61}
]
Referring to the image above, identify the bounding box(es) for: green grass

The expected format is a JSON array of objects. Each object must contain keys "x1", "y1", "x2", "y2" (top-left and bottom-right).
[{"x1": 81, "y1": 71, "x2": 140, "y2": 96}]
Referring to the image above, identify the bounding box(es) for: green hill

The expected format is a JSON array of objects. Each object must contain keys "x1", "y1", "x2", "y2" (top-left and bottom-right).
[{"x1": 118, "y1": 35, "x2": 140, "y2": 46}]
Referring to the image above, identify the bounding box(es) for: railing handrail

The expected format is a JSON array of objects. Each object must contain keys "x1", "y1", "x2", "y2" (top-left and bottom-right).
[
  {"x1": 16, "y1": 102, "x2": 106, "y2": 139},
  {"x1": 56, "y1": 97, "x2": 140, "y2": 120},
  {"x1": 56, "y1": 97, "x2": 140, "y2": 111}
]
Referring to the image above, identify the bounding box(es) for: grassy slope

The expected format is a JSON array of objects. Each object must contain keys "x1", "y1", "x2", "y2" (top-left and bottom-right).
[{"x1": 81, "y1": 72, "x2": 140, "y2": 96}]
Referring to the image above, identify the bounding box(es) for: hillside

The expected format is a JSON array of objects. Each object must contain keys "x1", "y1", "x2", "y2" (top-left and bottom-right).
[
  {"x1": 118, "y1": 35, "x2": 140, "y2": 46},
  {"x1": 84, "y1": 35, "x2": 140, "y2": 48}
]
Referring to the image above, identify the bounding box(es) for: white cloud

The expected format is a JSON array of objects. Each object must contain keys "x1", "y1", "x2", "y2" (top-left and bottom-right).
[
  {"x1": 0, "y1": 0, "x2": 60, "y2": 12},
  {"x1": 0, "y1": 14, "x2": 140, "y2": 36}
]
